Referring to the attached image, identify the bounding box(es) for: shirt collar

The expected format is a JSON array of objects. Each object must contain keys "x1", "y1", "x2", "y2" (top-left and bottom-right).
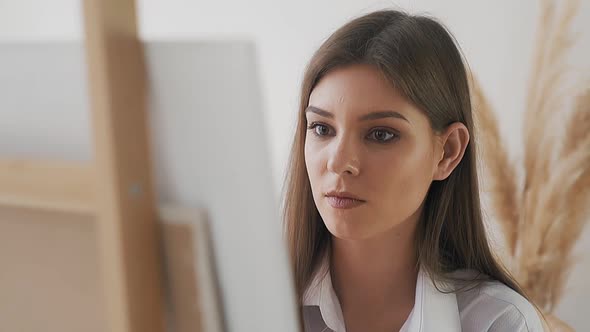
[{"x1": 302, "y1": 255, "x2": 461, "y2": 332}]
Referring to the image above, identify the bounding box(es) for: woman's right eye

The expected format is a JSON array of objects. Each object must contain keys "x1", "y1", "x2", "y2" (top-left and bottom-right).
[{"x1": 307, "y1": 123, "x2": 333, "y2": 137}]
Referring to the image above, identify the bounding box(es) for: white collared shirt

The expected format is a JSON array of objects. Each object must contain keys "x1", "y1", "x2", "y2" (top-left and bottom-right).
[{"x1": 302, "y1": 256, "x2": 545, "y2": 332}]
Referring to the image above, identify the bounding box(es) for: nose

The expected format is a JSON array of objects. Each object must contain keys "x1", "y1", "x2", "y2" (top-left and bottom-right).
[{"x1": 326, "y1": 135, "x2": 361, "y2": 176}]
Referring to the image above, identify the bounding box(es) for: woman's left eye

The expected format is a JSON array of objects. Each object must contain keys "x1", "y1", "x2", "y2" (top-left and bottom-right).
[{"x1": 367, "y1": 129, "x2": 398, "y2": 142}]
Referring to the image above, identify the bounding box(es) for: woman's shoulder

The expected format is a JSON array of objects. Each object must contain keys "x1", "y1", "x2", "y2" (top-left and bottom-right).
[{"x1": 449, "y1": 269, "x2": 546, "y2": 332}]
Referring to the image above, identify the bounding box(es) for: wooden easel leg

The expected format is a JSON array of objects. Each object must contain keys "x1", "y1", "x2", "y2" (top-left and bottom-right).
[{"x1": 82, "y1": 1, "x2": 164, "y2": 331}]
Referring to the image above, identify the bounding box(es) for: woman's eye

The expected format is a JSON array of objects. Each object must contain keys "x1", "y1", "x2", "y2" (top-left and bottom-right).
[
  {"x1": 367, "y1": 129, "x2": 398, "y2": 142},
  {"x1": 307, "y1": 123, "x2": 333, "y2": 137}
]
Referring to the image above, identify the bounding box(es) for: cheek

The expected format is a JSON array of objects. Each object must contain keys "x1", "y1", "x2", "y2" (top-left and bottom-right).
[
  {"x1": 369, "y1": 144, "x2": 434, "y2": 219},
  {"x1": 304, "y1": 139, "x2": 322, "y2": 186}
]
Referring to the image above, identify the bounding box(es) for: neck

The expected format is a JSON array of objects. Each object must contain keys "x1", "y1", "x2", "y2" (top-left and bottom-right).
[{"x1": 330, "y1": 215, "x2": 419, "y2": 312}]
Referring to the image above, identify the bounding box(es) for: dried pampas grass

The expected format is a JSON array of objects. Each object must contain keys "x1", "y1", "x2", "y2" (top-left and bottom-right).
[
  {"x1": 471, "y1": 79, "x2": 521, "y2": 258},
  {"x1": 471, "y1": 0, "x2": 589, "y2": 328}
]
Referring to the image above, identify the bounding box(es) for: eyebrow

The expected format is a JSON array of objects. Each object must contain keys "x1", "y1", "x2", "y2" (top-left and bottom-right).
[{"x1": 305, "y1": 106, "x2": 409, "y2": 123}]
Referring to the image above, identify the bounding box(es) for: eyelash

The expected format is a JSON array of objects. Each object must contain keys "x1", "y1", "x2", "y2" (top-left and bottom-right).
[{"x1": 306, "y1": 122, "x2": 399, "y2": 143}]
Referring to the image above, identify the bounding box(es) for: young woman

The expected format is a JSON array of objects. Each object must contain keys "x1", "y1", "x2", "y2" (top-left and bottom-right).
[{"x1": 283, "y1": 9, "x2": 545, "y2": 332}]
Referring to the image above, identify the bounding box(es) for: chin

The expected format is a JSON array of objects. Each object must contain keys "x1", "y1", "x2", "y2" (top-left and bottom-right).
[{"x1": 322, "y1": 215, "x2": 376, "y2": 241}]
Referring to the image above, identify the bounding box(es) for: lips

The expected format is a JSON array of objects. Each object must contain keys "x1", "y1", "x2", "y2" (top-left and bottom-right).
[{"x1": 325, "y1": 191, "x2": 366, "y2": 209}]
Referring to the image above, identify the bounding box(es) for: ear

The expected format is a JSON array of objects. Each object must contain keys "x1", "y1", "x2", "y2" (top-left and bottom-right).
[{"x1": 433, "y1": 122, "x2": 470, "y2": 181}]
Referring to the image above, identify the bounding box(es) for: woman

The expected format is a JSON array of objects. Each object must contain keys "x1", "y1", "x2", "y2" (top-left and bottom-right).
[{"x1": 282, "y1": 9, "x2": 545, "y2": 332}]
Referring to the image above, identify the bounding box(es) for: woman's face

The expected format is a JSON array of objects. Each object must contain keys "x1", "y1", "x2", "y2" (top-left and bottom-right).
[{"x1": 304, "y1": 64, "x2": 442, "y2": 240}]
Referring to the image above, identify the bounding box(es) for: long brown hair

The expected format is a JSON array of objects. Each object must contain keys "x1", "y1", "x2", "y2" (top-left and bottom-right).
[{"x1": 282, "y1": 8, "x2": 528, "y2": 314}]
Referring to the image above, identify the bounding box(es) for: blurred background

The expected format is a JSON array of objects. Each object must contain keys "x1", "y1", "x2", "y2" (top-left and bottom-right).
[{"x1": 0, "y1": 0, "x2": 589, "y2": 331}]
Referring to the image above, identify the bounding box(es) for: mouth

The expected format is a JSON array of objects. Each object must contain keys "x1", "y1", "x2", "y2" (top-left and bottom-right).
[{"x1": 325, "y1": 191, "x2": 366, "y2": 209}]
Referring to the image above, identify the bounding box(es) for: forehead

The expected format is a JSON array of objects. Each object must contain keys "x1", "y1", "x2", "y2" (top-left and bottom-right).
[{"x1": 308, "y1": 64, "x2": 411, "y2": 115}]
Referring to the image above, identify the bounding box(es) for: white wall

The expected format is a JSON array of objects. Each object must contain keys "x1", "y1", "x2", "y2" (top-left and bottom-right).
[{"x1": 1, "y1": 0, "x2": 589, "y2": 329}]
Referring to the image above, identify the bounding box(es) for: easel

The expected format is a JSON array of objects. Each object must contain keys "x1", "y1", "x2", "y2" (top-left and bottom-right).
[{"x1": 0, "y1": 1, "x2": 165, "y2": 331}]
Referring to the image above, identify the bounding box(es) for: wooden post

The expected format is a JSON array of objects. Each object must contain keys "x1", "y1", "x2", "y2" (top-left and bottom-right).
[{"x1": 82, "y1": 1, "x2": 165, "y2": 331}]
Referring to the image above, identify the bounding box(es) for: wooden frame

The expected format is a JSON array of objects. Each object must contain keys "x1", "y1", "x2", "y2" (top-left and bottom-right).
[
  {"x1": 0, "y1": 171, "x2": 222, "y2": 332},
  {"x1": 0, "y1": 0, "x2": 165, "y2": 331}
]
